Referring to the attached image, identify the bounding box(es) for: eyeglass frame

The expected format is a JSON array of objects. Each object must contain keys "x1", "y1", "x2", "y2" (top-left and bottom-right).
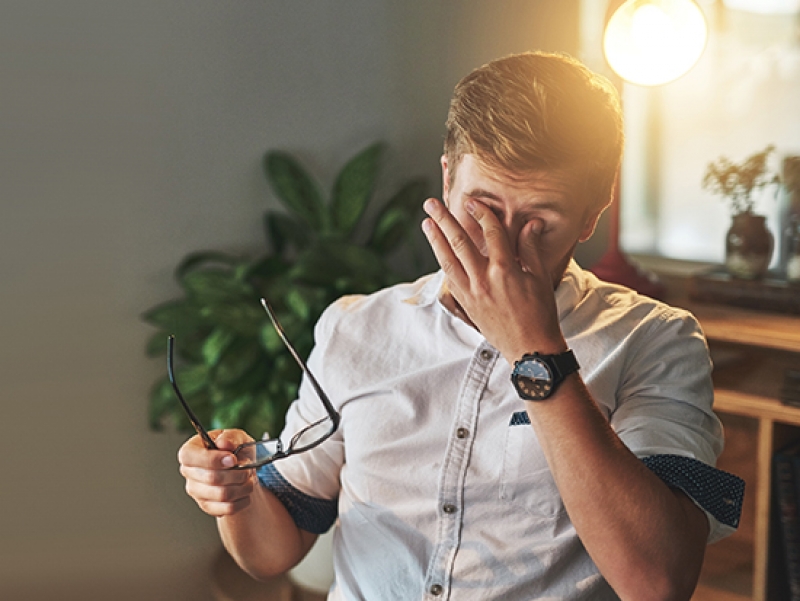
[{"x1": 167, "y1": 298, "x2": 341, "y2": 470}]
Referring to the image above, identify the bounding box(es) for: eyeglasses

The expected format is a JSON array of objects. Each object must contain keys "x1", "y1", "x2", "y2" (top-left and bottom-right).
[{"x1": 167, "y1": 298, "x2": 340, "y2": 470}]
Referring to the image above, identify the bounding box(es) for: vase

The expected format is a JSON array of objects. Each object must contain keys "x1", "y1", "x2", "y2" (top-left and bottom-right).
[
  {"x1": 784, "y1": 213, "x2": 800, "y2": 283},
  {"x1": 725, "y1": 213, "x2": 774, "y2": 280}
]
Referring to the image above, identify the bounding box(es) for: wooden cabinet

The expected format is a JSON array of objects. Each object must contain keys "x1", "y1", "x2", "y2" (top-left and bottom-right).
[{"x1": 667, "y1": 295, "x2": 800, "y2": 601}]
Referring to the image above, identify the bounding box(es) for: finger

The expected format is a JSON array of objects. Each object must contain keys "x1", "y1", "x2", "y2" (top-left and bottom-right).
[
  {"x1": 517, "y1": 219, "x2": 545, "y2": 274},
  {"x1": 462, "y1": 199, "x2": 514, "y2": 265},
  {"x1": 214, "y1": 429, "x2": 255, "y2": 451},
  {"x1": 199, "y1": 496, "x2": 252, "y2": 517},
  {"x1": 180, "y1": 463, "x2": 252, "y2": 487},
  {"x1": 422, "y1": 198, "x2": 481, "y2": 285},
  {"x1": 185, "y1": 475, "x2": 254, "y2": 505},
  {"x1": 178, "y1": 434, "x2": 238, "y2": 470}
]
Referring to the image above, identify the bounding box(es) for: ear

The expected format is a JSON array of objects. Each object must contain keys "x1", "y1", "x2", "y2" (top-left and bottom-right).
[
  {"x1": 578, "y1": 207, "x2": 604, "y2": 243},
  {"x1": 440, "y1": 155, "x2": 450, "y2": 206}
]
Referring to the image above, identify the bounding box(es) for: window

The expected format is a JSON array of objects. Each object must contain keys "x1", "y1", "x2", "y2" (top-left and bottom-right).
[{"x1": 581, "y1": 1, "x2": 800, "y2": 266}]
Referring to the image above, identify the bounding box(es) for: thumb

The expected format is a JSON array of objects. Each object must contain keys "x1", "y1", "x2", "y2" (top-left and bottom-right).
[{"x1": 518, "y1": 219, "x2": 544, "y2": 273}]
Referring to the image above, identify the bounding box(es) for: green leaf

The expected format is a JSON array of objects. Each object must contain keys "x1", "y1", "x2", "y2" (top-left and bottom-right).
[
  {"x1": 265, "y1": 151, "x2": 326, "y2": 231},
  {"x1": 245, "y1": 392, "x2": 284, "y2": 439},
  {"x1": 172, "y1": 364, "x2": 210, "y2": 397},
  {"x1": 323, "y1": 241, "x2": 386, "y2": 282},
  {"x1": 286, "y1": 288, "x2": 312, "y2": 321},
  {"x1": 145, "y1": 331, "x2": 170, "y2": 358},
  {"x1": 202, "y1": 327, "x2": 237, "y2": 367},
  {"x1": 260, "y1": 323, "x2": 283, "y2": 353},
  {"x1": 330, "y1": 142, "x2": 384, "y2": 235},
  {"x1": 369, "y1": 178, "x2": 427, "y2": 253},
  {"x1": 288, "y1": 247, "x2": 350, "y2": 287},
  {"x1": 244, "y1": 255, "x2": 290, "y2": 281},
  {"x1": 210, "y1": 394, "x2": 253, "y2": 430},
  {"x1": 181, "y1": 269, "x2": 253, "y2": 303},
  {"x1": 142, "y1": 300, "x2": 207, "y2": 334},
  {"x1": 264, "y1": 212, "x2": 310, "y2": 255},
  {"x1": 384, "y1": 177, "x2": 428, "y2": 213},
  {"x1": 175, "y1": 251, "x2": 242, "y2": 282},
  {"x1": 213, "y1": 340, "x2": 261, "y2": 385},
  {"x1": 202, "y1": 302, "x2": 265, "y2": 335},
  {"x1": 369, "y1": 207, "x2": 412, "y2": 254}
]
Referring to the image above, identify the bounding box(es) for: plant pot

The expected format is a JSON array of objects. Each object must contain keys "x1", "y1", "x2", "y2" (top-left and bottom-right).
[{"x1": 725, "y1": 213, "x2": 774, "y2": 279}]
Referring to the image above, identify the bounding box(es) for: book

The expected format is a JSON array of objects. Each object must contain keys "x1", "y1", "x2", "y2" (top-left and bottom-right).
[{"x1": 774, "y1": 441, "x2": 800, "y2": 600}]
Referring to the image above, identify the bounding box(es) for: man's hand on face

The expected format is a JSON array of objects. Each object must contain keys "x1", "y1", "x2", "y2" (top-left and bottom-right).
[{"x1": 422, "y1": 197, "x2": 567, "y2": 364}]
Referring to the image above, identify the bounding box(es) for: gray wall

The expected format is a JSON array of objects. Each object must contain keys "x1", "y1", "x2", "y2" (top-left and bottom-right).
[{"x1": 2, "y1": 1, "x2": 588, "y2": 597}]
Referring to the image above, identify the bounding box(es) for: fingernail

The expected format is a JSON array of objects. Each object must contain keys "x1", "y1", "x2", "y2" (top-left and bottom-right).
[
  {"x1": 423, "y1": 198, "x2": 438, "y2": 213},
  {"x1": 530, "y1": 220, "x2": 544, "y2": 235},
  {"x1": 464, "y1": 199, "x2": 476, "y2": 214},
  {"x1": 421, "y1": 218, "x2": 433, "y2": 234},
  {"x1": 221, "y1": 455, "x2": 235, "y2": 468}
]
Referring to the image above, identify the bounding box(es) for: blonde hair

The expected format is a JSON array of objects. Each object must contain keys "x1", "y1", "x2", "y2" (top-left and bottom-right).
[{"x1": 444, "y1": 51, "x2": 624, "y2": 209}]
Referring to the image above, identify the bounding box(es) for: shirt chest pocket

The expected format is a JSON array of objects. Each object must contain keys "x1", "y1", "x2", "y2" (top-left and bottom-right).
[{"x1": 499, "y1": 411, "x2": 566, "y2": 518}]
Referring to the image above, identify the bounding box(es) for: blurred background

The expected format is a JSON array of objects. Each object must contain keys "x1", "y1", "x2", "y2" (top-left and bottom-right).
[
  {"x1": 1, "y1": 1, "x2": 588, "y2": 598},
  {"x1": 6, "y1": 1, "x2": 798, "y2": 598}
]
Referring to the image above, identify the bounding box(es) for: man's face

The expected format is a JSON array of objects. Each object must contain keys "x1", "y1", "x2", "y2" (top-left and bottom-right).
[{"x1": 441, "y1": 154, "x2": 602, "y2": 288}]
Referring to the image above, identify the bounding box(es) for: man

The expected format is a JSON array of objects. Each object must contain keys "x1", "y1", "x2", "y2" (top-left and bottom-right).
[{"x1": 178, "y1": 51, "x2": 743, "y2": 600}]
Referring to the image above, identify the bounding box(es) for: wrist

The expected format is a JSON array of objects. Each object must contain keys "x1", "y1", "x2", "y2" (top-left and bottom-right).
[{"x1": 511, "y1": 349, "x2": 580, "y2": 401}]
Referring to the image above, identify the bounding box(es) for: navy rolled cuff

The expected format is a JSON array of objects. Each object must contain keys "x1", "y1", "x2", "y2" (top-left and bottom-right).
[
  {"x1": 257, "y1": 463, "x2": 338, "y2": 534},
  {"x1": 642, "y1": 454, "x2": 744, "y2": 529}
]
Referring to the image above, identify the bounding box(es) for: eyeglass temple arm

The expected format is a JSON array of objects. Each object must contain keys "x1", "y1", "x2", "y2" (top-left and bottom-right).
[
  {"x1": 167, "y1": 335, "x2": 219, "y2": 450},
  {"x1": 260, "y1": 299, "x2": 341, "y2": 429}
]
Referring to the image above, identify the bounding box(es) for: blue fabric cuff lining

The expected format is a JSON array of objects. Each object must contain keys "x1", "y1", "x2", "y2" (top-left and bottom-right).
[
  {"x1": 642, "y1": 454, "x2": 744, "y2": 529},
  {"x1": 257, "y1": 463, "x2": 338, "y2": 535}
]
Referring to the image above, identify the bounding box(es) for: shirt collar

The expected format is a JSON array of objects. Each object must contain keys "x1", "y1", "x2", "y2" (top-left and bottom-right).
[{"x1": 402, "y1": 260, "x2": 587, "y2": 321}]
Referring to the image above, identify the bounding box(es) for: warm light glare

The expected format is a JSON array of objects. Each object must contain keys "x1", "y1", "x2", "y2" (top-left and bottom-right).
[{"x1": 604, "y1": 0, "x2": 708, "y2": 86}]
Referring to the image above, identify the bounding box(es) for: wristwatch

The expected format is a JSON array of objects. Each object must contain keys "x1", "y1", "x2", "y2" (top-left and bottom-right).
[{"x1": 511, "y1": 350, "x2": 579, "y2": 401}]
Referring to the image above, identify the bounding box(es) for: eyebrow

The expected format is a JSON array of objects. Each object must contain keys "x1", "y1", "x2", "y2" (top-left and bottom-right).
[{"x1": 465, "y1": 188, "x2": 567, "y2": 214}]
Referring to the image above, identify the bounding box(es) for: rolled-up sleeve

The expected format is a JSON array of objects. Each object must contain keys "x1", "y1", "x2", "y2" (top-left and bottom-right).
[{"x1": 610, "y1": 307, "x2": 744, "y2": 542}]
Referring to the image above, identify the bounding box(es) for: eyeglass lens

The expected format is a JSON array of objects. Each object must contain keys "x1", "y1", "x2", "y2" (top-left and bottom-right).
[{"x1": 231, "y1": 415, "x2": 334, "y2": 469}]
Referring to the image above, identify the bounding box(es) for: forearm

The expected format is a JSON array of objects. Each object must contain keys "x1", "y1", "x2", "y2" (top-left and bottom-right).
[
  {"x1": 217, "y1": 482, "x2": 317, "y2": 580},
  {"x1": 526, "y1": 375, "x2": 708, "y2": 601}
]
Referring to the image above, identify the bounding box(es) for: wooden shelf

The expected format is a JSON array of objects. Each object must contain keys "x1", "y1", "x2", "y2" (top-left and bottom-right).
[
  {"x1": 673, "y1": 291, "x2": 800, "y2": 354},
  {"x1": 666, "y1": 288, "x2": 800, "y2": 601}
]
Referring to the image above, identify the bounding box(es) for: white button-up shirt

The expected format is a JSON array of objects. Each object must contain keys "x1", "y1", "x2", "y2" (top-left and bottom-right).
[{"x1": 259, "y1": 260, "x2": 742, "y2": 600}]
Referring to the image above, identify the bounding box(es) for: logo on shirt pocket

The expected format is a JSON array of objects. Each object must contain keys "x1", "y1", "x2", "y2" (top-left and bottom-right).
[{"x1": 499, "y1": 411, "x2": 565, "y2": 518}]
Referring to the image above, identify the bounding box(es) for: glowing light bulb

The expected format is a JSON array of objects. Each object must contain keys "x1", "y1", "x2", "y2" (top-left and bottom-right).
[{"x1": 604, "y1": 0, "x2": 708, "y2": 86}]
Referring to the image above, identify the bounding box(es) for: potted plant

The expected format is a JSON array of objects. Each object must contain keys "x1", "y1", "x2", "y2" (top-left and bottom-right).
[
  {"x1": 142, "y1": 142, "x2": 428, "y2": 594},
  {"x1": 702, "y1": 144, "x2": 780, "y2": 279},
  {"x1": 143, "y1": 141, "x2": 428, "y2": 444}
]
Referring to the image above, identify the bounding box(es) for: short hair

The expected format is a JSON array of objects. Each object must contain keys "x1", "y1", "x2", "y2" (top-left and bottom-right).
[{"x1": 444, "y1": 51, "x2": 624, "y2": 209}]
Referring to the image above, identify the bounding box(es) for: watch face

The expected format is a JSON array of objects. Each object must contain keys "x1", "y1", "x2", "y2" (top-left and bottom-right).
[{"x1": 514, "y1": 358, "x2": 553, "y2": 399}]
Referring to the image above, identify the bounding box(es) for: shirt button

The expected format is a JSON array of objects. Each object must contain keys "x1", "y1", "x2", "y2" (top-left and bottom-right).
[
  {"x1": 443, "y1": 503, "x2": 457, "y2": 514},
  {"x1": 430, "y1": 584, "x2": 444, "y2": 596},
  {"x1": 480, "y1": 349, "x2": 493, "y2": 361},
  {"x1": 456, "y1": 427, "x2": 469, "y2": 439}
]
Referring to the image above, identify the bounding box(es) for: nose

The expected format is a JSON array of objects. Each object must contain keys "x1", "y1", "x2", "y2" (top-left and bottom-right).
[{"x1": 496, "y1": 210, "x2": 526, "y2": 258}]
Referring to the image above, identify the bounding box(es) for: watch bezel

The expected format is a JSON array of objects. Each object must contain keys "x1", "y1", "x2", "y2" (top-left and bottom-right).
[{"x1": 511, "y1": 350, "x2": 579, "y2": 401}]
